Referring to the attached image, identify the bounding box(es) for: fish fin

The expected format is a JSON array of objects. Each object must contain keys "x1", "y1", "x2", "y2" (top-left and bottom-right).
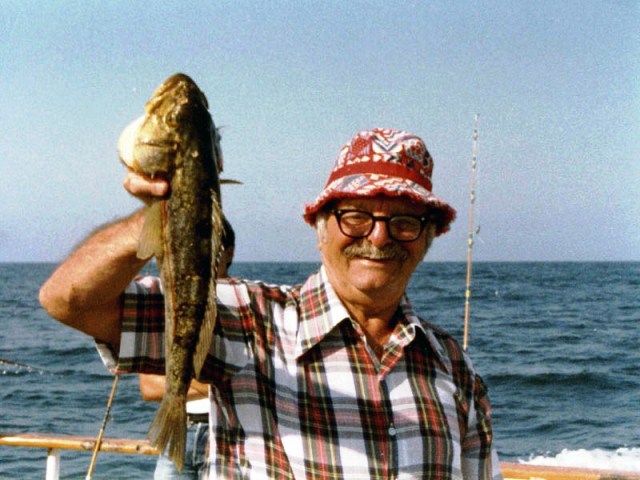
[
  {"x1": 193, "y1": 195, "x2": 223, "y2": 378},
  {"x1": 163, "y1": 286, "x2": 175, "y2": 364},
  {"x1": 147, "y1": 393, "x2": 187, "y2": 471},
  {"x1": 220, "y1": 178, "x2": 243, "y2": 185},
  {"x1": 137, "y1": 201, "x2": 164, "y2": 260},
  {"x1": 194, "y1": 286, "x2": 217, "y2": 378},
  {"x1": 194, "y1": 297, "x2": 216, "y2": 379}
]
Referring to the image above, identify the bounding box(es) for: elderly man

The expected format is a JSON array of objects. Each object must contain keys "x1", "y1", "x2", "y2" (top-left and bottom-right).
[{"x1": 40, "y1": 128, "x2": 502, "y2": 479}]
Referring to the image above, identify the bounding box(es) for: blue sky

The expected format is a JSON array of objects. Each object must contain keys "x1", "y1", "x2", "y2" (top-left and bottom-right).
[{"x1": 1, "y1": 1, "x2": 638, "y2": 262}]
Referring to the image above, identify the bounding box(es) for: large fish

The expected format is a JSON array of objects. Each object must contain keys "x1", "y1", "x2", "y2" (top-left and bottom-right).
[{"x1": 117, "y1": 73, "x2": 223, "y2": 470}]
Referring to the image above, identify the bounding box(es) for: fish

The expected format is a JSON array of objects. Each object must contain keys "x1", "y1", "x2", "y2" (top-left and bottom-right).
[{"x1": 117, "y1": 73, "x2": 223, "y2": 470}]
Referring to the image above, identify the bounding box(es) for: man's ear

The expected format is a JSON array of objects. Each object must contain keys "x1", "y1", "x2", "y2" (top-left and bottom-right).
[{"x1": 315, "y1": 217, "x2": 328, "y2": 248}]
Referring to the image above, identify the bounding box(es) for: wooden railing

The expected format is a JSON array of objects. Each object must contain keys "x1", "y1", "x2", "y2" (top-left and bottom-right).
[
  {"x1": 2, "y1": 432, "x2": 639, "y2": 480},
  {"x1": 0, "y1": 432, "x2": 158, "y2": 480},
  {"x1": 501, "y1": 462, "x2": 640, "y2": 480}
]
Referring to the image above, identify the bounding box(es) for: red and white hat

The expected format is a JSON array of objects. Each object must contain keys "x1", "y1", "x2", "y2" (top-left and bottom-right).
[{"x1": 303, "y1": 128, "x2": 456, "y2": 236}]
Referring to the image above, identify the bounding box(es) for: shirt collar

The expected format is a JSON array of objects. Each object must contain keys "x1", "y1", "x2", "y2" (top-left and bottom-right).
[
  {"x1": 396, "y1": 296, "x2": 451, "y2": 374},
  {"x1": 295, "y1": 267, "x2": 451, "y2": 373},
  {"x1": 296, "y1": 267, "x2": 351, "y2": 359}
]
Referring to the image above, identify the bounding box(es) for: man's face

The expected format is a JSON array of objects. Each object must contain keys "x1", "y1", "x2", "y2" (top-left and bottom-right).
[{"x1": 317, "y1": 195, "x2": 434, "y2": 305}]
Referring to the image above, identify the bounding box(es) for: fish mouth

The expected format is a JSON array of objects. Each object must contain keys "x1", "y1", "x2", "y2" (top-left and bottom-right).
[
  {"x1": 135, "y1": 139, "x2": 177, "y2": 150},
  {"x1": 118, "y1": 115, "x2": 177, "y2": 175},
  {"x1": 118, "y1": 115, "x2": 145, "y2": 169}
]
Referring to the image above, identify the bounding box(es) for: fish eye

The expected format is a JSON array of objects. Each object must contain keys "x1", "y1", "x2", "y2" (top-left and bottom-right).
[
  {"x1": 165, "y1": 108, "x2": 180, "y2": 127},
  {"x1": 166, "y1": 113, "x2": 177, "y2": 127}
]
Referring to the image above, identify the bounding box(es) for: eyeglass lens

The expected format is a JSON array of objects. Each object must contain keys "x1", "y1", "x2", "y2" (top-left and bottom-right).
[{"x1": 334, "y1": 210, "x2": 424, "y2": 242}]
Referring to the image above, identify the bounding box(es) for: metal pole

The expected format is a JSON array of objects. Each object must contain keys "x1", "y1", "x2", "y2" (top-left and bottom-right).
[{"x1": 45, "y1": 448, "x2": 61, "y2": 480}]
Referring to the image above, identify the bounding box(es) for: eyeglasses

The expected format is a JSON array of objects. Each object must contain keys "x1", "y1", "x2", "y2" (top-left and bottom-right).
[{"x1": 331, "y1": 209, "x2": 431, "y2": 242}]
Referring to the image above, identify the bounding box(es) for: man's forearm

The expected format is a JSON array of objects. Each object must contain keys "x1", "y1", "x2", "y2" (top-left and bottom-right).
[
  {"x1": 140, "y1": 374, "x2": 209, "y2": 402},
  {"x1": 39, "y1": 208, "x2": 149, "y2": 345}
]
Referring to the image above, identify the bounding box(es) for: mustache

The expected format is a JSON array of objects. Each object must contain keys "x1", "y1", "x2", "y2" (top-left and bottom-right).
[{"x1": 343, "y1": 242, "x2": 409, "y2": 261}]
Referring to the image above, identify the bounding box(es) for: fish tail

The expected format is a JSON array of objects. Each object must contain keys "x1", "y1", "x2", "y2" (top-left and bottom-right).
[{"x1": 147, "y1": 394, "x2": 187, "y2": 471}]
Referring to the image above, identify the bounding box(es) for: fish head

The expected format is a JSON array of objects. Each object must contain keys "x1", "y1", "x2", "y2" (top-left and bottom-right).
[{"x1": 118, "y1": 73, "x2": 222, "y2": 179}]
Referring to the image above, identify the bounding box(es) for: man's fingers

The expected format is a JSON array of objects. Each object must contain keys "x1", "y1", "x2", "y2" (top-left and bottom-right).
[{"x1": 123, "y1": 171, "x2": 169, "y2": 200}]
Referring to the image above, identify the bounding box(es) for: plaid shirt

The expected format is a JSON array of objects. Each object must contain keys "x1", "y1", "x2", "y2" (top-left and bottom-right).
[{"x1": 101, "y1": 268, "x2": 501, "y2": 479}]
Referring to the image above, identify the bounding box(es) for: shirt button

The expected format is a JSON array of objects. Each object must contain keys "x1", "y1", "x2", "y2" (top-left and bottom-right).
[{"x1": 388, "y1": 425, "x2": 397, "y2": 436}]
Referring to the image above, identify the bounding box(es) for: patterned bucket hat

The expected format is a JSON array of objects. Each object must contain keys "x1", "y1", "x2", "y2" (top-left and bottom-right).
[{"x1": 303, "y1": 128, "x2": 456, "y2": 236}]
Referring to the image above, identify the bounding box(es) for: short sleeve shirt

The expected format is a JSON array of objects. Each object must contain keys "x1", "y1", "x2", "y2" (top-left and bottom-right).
[{"x1": 101, "y1": 268, "x2": 502, "y2": 479}]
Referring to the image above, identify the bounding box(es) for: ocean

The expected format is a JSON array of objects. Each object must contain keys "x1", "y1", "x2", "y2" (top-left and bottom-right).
[{"x1": 1, "y1": 261, "x2": 639, "y2": 478}]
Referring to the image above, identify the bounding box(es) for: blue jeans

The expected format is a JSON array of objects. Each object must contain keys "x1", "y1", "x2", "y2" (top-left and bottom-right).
[{"x1": 154, "y1": 422, "x2": 208, "y2": 479}]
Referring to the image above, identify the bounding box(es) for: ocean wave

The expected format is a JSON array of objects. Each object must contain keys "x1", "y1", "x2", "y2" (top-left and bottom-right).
[
  {"x1": 487, "y1": 369, "x2": 619, "y2": 388},
  {"x1": 521, "y1": 447, "x2": 640, "y2": 472}
]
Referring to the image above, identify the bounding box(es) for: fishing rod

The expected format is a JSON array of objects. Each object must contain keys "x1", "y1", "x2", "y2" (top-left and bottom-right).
[
  {"x1": 86, "y1": 374, "x2": 120, "y2": 480},
  {"x1": 463, "y1": 114, "x2": 479, "y2": 352}
]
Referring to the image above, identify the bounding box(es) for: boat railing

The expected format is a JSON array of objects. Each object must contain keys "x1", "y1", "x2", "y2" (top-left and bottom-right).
[
  {"x1": 2, "y1": 431, "x2": 640, "y2": 480},
  {"x1": 0, "y1": 432, "x2": 158, "y2": 480}
]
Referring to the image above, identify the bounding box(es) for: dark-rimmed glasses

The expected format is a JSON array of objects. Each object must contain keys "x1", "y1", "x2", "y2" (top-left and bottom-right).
[{"x1": 331, "y1": 209, "x2": 431, "y2": 242}]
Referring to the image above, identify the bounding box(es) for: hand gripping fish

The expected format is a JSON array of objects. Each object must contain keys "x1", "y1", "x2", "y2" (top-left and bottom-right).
[{"x1": 117, "y1": 73, "x2": 223, "y2": 470}]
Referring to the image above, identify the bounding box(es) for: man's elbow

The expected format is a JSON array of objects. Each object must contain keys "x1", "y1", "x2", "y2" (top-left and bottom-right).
[
  {"x1": 39, "y1": 282, "x2": 75, "y2": 326},
  {"x1": 39, "y1": 283, "x2": 122, "y2": 349},
  {"x1": 139, "y1": 375, "x2": 164, "y2": 402},
  {"x1": 139, "y1": 387, "x2": 159, "y2": 402}
]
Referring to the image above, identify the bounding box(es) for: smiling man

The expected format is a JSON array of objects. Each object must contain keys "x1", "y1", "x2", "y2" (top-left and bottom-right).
[
  {"x1": 40, "y1": 127, "x2": 502, "y2": 479},
  {"x1": 313, "y1": 196, "x2": 436, "y2": 360}
]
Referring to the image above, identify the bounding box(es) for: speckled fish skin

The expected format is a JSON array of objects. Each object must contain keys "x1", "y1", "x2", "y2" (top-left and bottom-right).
[{"x1": 118, "y1": 73, "x2": 223, "y2": 470}]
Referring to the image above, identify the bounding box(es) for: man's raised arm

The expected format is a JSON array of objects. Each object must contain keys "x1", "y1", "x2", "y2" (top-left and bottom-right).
[
  {"x1": 39, "y1": 208, "x2": 148, "y2": 348},
  {"x1": 39, "y1": 171, "x2": 169, "y2": 348}
]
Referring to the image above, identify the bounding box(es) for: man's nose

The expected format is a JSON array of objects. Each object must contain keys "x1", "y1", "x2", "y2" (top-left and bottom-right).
[{"x1": 366, "y1": 219, "x2": 393, "y2": 247}]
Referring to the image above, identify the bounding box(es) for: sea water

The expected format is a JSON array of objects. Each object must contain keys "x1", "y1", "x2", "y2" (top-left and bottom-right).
[{"x1": 1, "y1": 262, "x2": 639, "y2": 478}]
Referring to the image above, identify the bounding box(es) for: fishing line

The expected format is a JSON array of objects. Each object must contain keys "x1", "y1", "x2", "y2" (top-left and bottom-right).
[{"x1": 0, "y1": 358, "x2": 49, "y2": 375}]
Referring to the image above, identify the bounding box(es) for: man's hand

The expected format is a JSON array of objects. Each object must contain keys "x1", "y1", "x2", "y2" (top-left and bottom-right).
[{"x1": 123, "y1": 169, "x2": 170, "y2": 203}]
